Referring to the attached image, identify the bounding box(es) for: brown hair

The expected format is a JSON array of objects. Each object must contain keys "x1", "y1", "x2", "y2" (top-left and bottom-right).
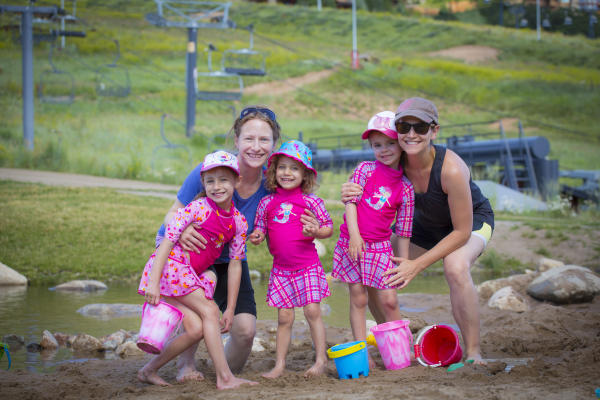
[
  {"x1": 229, "y1": 105, "x2": 281, "y2": 144},
  {"x1": 265, "y1": 155, "x2": 318, "y2": 194}
]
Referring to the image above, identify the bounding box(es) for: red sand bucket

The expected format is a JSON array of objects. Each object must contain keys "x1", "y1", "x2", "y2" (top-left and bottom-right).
[
  {"x1": 414, "y1": 324, "x2": 462, "y2": 367},
  {"x1": 370, "y1": 319, "x2": 412, "y2": 370},
  {"x1": 137, "y1": 301, "x2": 184, "y2": 354}
]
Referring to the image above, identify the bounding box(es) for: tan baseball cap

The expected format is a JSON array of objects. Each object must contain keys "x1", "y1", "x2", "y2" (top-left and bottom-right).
[{"x1": 394, "y1": 97, "x2": 439, "y2": 125}]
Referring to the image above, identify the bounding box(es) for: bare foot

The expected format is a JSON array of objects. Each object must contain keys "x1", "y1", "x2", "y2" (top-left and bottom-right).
[
  {"x1": 304, "y1": 359, "x2": 327, "y2": 377},
  {"x1": 216, "y1": 376, "x2": 258, "y2": 390},
  {"x1": 261, "y1": 363, "x2": 285, "y2": 379},
  {"x1": 176, "y1": 367, "x2": 204, "y2": 383},
  {"x1": 466, "y1": 353, "x2": 487, "y2": 365},
  {"x1": 137, "y1": 367, "x2": 171, "y2": 386}
]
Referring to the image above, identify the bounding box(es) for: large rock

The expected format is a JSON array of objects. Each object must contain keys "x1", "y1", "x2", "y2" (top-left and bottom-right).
[
  {"x1": 477, "y1": 273, "x2": 537, "y2": 301},
  {"x1": 77, "y1": 303, "x2": 142, "y2": 319},
  {"x1": 102, "y1": 330, "x2": 128, "y2": 351},
  {"x1": 487, "y1": 286, "x2": 529, "y2": 312},
  {"x1": 40, "y1": 330, "x2": 59, "y2": 349},
  {"x1": 71, "y1": 334, "x2": 104, "y2": 352},
  {"x1": 52, "y1": 280, "x2": 107, "y2": 291},
  {"x1": 527, "y1": 265, "x2": 600, "y2": 304},
  {"x1": 0, "y1": 262, "x2": 27, "y2": 286}
]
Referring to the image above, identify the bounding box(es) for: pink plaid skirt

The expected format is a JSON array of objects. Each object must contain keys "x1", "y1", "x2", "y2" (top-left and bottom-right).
[
  {"x1": 138, "y1": 253, "x2": 216, "y2": 300},
  {"x1": 266, "y1": 262, "x2": 331, "y2": 309},
  {"x1": 332, "y1": 236, "x2": 397, "y2": 289}
]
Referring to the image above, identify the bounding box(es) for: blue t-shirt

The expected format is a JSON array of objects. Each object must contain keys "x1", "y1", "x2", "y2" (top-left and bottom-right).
[{"x1": 157, "y1": 163, "x2": 269, "y2": 264}]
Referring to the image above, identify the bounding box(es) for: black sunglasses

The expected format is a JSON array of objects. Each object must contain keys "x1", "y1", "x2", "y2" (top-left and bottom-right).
[
  {"x1": 395, "y1": 121, "x2": 434, "y2": 135},
  {"x1": 239, "y1": 107, "x2": 277, "y2": 123}
]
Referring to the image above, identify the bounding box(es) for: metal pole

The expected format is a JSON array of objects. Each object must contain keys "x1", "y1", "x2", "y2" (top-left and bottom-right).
[
  {"x1": 351, "y1": 0, "x2": 359, "y2": 69},
  {"x1": 61, "y1": 0, "x2": 66, "y2": 49},
  {"x1": 185, "y1": 27, "x2": 197, "y2": 137},
  {"x1": 536, "y1": 0, "x2": 541, "y2": 41},
  {"x1": 317, "y1": 0, "x2": 322, "y2": 11},
  {"x1": 498, "y1": 0, "x2": 503, "y2": 26},
  {"x1": 22, "y1": 9, "x2": 34, "y2": 151}
]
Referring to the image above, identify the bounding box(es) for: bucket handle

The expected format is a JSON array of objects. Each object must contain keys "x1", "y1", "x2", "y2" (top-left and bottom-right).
[{"x1": 327, "y1": 341, "x2": 366, "y2": 359}]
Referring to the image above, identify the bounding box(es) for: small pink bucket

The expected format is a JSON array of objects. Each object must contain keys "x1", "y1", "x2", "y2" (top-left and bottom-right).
[
  {"x1": 370, "y1": 319, "x2": 412, "y2": 370},
  {"x1": 414, "y1": 324, "x2": 462, "y2": 367},
  {"x1": 137, "y1": 301, "x2": 184, "y2": 354}
]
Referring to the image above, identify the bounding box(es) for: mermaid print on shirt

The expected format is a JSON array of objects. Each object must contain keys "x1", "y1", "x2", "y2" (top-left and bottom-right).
[
  {"x1": 273, "y1": 202, "x2": 296, "y2": 223},
  {"x1": 365, "y1": 186, "x2": 392, "y2": 210}
]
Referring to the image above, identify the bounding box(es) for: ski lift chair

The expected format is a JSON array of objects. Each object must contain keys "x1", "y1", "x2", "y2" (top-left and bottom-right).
[
  {"x1": 564, "y1": 11, "x2": 573, "y2": 26},
  {"x1": 196, "y1": 44, "x2": 243, "y2": 101},
  {"x1": 520, "y1": 18, "x2": 529, "y2": 28},
  {"x1": 221, "y1": 24, "x2": 266, "y2": 77},
  {"x1": 37, "y1": 42, "x2": 75, "y2": 104},
  {"x1": 542, "y1": 14, "x2": 552, "y2": 28},
  {"x1": 151, "y1": 113, "x2": 193, "y2": 172},
  {"x1": 95, "y1": 39, "x2": 131, "y2": 97}
]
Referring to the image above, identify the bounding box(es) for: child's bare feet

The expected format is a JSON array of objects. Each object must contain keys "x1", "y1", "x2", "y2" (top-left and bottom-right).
[
  {"x1": 176, "y1": 366, "x2": 204, "y2": 383},
  {"x1": 261, "y1": 363, "x2": 285, "y2": 379},
  {"x1": 216, "y1": 376, "x2": 258, "y2": 390},
  {"x1": 137, "y1": 367, "x2": 171, "y2": 386},
  {"x1": 304, "y1": 359, "x2": 327, "y2": 377}
]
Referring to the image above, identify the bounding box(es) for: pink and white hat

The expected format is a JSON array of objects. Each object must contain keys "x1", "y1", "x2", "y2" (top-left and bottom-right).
[
  {"x1": 200, "y1": 150, "x2": 240, "y2": 176},
  {"x1": 361, "y1": 111, "x2": 398, "y2": 140}
]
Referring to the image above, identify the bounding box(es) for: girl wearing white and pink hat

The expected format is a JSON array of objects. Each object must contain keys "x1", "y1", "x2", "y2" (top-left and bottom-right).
[{"x1": 137, "y1": 150, "x2": 257, "y2": 390}]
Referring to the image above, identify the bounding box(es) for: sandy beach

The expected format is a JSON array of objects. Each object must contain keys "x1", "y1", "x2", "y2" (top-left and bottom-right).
[{"x1": 3, "y1": 284, "x2": 599, "y2": 400}]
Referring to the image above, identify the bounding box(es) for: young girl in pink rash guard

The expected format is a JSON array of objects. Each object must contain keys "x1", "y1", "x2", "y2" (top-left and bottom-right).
[
  {"x1": 137, "y1": 151, "x2": 257, "y2": 390},
  {"x1": 248, "y1": 140, "x2": 333, "y2": 379},
  {"x1": 332, "y1": 111, "x2": 414, "y2": 366}
]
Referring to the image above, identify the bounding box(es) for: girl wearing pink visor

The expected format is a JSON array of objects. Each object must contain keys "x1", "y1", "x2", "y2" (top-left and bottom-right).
[{"x1": 333, "y1": 111, "x2": 415, "y2": 366}]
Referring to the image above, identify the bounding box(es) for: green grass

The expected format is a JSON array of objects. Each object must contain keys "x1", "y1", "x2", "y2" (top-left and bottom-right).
[{"x1": 3, "y1": 179, "x2": 599, "y2": 285}]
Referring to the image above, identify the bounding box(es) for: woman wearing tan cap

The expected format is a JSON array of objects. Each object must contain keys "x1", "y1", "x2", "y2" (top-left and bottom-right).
[{"x1": 342, "y1": 97, "x2": 494, "y2": 365}]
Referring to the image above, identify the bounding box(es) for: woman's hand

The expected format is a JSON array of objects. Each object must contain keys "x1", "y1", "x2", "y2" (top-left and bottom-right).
[
  {"x1": 248, "y1": 230, "x2": 265, "y2": 245},
  {"x1": 301, "y1": 209, "x2": 319, "y2": 237},
  {"x1": 221, "y1": 307, "x2": 234, "y2": 333},
  {"x1": 382, "y1": 257, "x2": 420, "y2": 289},
  {"x1": 341, "y1": 182, "x2": 363, "y2": 203},
  {"x1": 179, "y1": 224, "x2": 208, "y2": 253},
  {"x1": 348, "y1": 235, "x2": 365, "y2": 261}
]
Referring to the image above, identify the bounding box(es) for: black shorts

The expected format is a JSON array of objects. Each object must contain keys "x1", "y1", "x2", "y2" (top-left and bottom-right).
[
  {"x1": 212, "y1": 260, "x2": 257, "y2": 317},
  {"x1": 411, "y1": 211, "x2": 495, "y2": 251}
]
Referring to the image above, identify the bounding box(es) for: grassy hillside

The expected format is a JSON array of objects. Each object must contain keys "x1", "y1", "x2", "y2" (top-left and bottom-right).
[{"x1": 0, "y1": 0, "x2": 599, "y2": 186}]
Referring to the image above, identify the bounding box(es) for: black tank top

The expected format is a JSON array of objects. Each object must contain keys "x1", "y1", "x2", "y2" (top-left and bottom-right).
[{"x1": 413, "y1": 145, "x2": 492, "y2": 235}]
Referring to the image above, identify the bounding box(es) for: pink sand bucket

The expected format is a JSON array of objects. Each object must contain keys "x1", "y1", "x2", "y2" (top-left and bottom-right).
[
  {"x1": 414, "y1": 324, "x2": 462, "y2": 367},
  {"x1": 137, "y1": 301, "x2": 184, "y2": 354},
  {"x1": 370, "y1": 319, "x2": 412, "y2": 370}
]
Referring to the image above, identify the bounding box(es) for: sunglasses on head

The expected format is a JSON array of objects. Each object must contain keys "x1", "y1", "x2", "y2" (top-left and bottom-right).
[
  {"x1": 395, "y1": 121, "x2": 435, "y2": 135},
  {"x1": 239, "y1": 107, "x2": 277, "y2": 123}
]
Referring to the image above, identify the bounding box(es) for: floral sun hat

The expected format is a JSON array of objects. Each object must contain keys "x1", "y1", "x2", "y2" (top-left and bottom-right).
[{"x1": 268, "y1": 140, "x2": 316, "y2": 176}]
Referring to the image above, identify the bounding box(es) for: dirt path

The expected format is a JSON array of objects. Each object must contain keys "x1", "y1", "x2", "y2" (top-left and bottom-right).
[{"x1": 244, "y1": 68, "x2": 336, "y2": 96}]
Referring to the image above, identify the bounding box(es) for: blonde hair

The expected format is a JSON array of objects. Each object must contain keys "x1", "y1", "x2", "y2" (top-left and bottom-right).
[
  {"x1": 229, "y1": 105, "x2": 281, "y2": 144},
  {"x1": 265, "y1": 155, "x2": 318, "y2": 194}
]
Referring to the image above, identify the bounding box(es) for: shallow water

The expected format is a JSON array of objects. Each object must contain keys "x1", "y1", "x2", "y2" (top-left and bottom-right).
[{"x1": 0, "y1": 275, "x2": 451, "y2": 372}]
